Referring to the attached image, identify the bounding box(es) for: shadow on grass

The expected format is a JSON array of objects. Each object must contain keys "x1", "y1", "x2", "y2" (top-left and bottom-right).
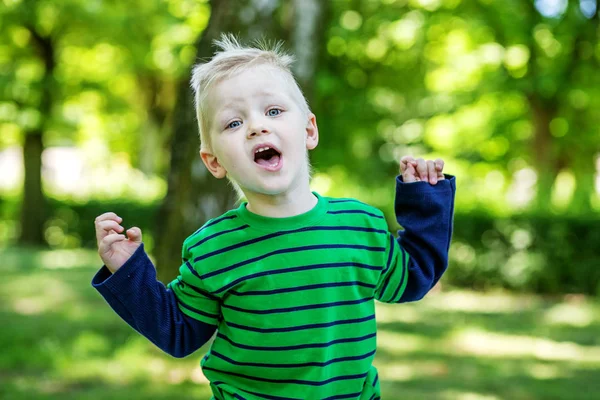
[
  {"x1": 373, "y1": 350, "x2": 600, "y2": 400},
  {"x1": 373, "y1": 291, "x2": 600, "y2": 399}
]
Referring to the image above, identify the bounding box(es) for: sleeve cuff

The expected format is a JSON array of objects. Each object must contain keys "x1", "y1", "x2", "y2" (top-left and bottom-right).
[
  {"x1": 396, "y1": 174, "x2": 456, "y2": 195},
  {"x1": 91, "y1": 243, "x2": 150, "y2": 296}
]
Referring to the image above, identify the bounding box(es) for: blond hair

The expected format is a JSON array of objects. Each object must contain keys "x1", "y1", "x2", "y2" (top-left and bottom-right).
[{"x1": 190, "y1": 34, "x2": 310, "y2": 151}]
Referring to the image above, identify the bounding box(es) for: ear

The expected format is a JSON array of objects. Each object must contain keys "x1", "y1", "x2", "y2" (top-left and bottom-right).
[
  {"x1": 200, "y1": 149, "x2": 227, "y2": 179},
  {"x1": 305, "y1": 113, "x2": 319, "y2": 150}
]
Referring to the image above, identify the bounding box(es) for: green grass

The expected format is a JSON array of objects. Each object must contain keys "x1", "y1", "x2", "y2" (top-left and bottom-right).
[{"x1": 1, "y1": 247, "x2": 599, "y2": 400}]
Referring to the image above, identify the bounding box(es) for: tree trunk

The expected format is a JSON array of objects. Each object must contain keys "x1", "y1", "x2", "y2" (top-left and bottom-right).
[
  {"x1": 18, "y1": 27, "x2": 54, "y2": 247},
  {"x1": 570, "y1": 158, "x2": 595, "y2": 212},
  {"x1": 154, "y1": 0, "x2": 233, "y2": 281},
  {"x1": 138, "y1": 75, "x2": 171, "y2": 175},
  {"x1": 528, "y1": 95, "x2": 560, "y2": 212},
  {"x1": 290, "y1": 0, "x2": 322, "y2": 99},
  {"x1": 155, "y1": 0, "x2": 327, "y2": 281},
  {"x1": 564, "y1": 7, "x2": 599, "y2": 212},
  {"x1": 19, "y1": 132, "x2": 46, "y2": 245}
]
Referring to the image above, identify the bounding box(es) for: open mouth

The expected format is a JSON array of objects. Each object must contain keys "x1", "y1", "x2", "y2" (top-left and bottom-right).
[{"x1": 253, "y1": 145, "x2": 282, "y2": 171}]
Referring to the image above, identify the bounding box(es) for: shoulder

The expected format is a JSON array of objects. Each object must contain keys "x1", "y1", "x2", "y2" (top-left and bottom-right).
[
  {"x1": 182, "y1": 208, "x2": 243, "y2": 253},
  {"x1": 323, "y1": 195, "x2": 387, "y2": 227},
  {"x1": 325, "y1": 195, "x2": 385, "y2": 217}
]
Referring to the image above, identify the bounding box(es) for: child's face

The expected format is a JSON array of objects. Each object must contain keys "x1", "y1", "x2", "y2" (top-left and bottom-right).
[{"x1": 200, "y1": 66, "x2": 318, "y2": 197}]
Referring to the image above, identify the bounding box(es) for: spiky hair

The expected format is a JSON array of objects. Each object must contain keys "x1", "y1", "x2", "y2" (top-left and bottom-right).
[{"x1": 190, "y1": 33, "x2": 310, "y2": 151}]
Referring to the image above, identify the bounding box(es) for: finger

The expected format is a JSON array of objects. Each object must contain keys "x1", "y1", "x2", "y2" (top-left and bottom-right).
[
  {"x1": 402, "y1": 163, "x2": 417, "y2": 183},
  {"x1": 98, "y1": 233, "x2": 126, "y2": 254},
  {"x1": 95, "y1": 212, "x2": 123, "y2": 224},
  {"x1": 399, "y1": 155, "x2": 415, "y2": 174},
  {"x1": 435, "y1": 159, "x2": 445, "y2": 180},
  {"x1": 427, "y1": 160, "x2": 437, "y2": 184},
  {"x1": 400, "y1": 155, "x2": 416, "y2": 167},
  {"x1": 126, "y1": 227, "x2": 143, "y2": 243},
  {"x1": 434, "y1": 159, "x2": 445, "y2": 171},
  {"x1": 97, "y1": 220, "x2": 124, "y2": 233},
  {"x1": 415, "y1": 158, "x2": 428, "y2": 182},
  {"x1": 95, "y1": 221, "x2": 124, "y2": 245}
]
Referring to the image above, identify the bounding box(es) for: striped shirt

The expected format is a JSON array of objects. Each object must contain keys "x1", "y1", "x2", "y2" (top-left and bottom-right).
[
  {"x1": 169, "y1": 182, "x2": 453, "y2": 399},
  {"x1": 93, "y1": 175, "x2": 455, "y2": 399}
]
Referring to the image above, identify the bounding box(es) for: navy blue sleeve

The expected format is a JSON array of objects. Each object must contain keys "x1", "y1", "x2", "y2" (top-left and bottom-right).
[
  {"x1": 91, "y1": 244, "x2": 217, "y2": 358},
  {"x1": 394, "y1": 174, "x2": 456, "y2": 302}
]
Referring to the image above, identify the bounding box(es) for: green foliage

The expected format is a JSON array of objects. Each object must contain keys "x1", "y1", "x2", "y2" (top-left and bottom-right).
[
  {"x1": 44, "y1": 197, "x2": 161, "y2": 251},
  {"x1": 1, "y1": 248, "x2": 599, "y2": 399},
  {"x1": 314, "y1": 0, "x2": 600, "y2": 212},
  {"x1": 3, "y1": 0, "x2": 598, "y2": 214},
  {"x1": 0, "y1": 195, "x2": 159, "y2": 250},
  {"x1": 448, "y1": 211, "x2": 600, "y2": 296},
  {"x1": 0, "y1": 0, "x2": 209, "y2": 172}
]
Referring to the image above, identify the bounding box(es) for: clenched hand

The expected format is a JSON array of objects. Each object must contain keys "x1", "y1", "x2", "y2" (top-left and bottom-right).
[
  {"x1": 95, "y1": 212, "x2": 142, "y2": 273},
  {"x1": 400, "y1": 156, "x2": 445, "y2": 185}
]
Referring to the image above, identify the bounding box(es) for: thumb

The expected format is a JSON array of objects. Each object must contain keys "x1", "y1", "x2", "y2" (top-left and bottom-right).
[{"x1": 127, "y1": 227, "x2": 143, "y2": 243}]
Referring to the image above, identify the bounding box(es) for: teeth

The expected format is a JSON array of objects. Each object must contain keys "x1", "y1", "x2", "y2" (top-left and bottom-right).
[{"x1": 256, "y1": 146, "x2": 271, "y2": 153}]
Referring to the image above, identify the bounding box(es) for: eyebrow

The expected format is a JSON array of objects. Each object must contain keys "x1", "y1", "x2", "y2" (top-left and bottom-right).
[{"x1": 220, "y1": 91, "x2": 285, "y2": 109}]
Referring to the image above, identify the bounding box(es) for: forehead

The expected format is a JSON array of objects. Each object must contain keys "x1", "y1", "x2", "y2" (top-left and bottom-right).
[{"x1": 208, "y1": 66, "x2": 296, "y2": 109}]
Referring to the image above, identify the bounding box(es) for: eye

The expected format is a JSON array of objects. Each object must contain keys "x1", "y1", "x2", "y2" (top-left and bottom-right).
[
  {"x1": 267, "y1": 108, "x2": 282, "y2": 117},
  {"x1": 227, "y1": 120, "x2": 242, "y2": 129}
]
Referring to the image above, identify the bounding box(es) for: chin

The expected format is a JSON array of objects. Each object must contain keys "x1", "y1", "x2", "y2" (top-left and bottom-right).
[
  {"x1": 247, "y1": 180, "x2": 293, "y2": 197},
  {"x1": 258, "y1": 186, "x2": 291, "y2": 196}
]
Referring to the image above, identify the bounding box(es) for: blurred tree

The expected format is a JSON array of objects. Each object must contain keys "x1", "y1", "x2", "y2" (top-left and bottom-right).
[
  {"x1": 313, "y1": 0, "x2": 599, "y2": 213},
  {"x1": 0, "y1": 0, "x2": 209, "y2": 246},
  {"x1": 473, "y1": 0, "x2": 599, "y2": 211},
  {"x1": 18, "y1": 23, "x2": 52, "y2": 246},
  {"x1": 154, "y1": 0, "x2": 328, "y2": 281},
  {"x1": 3, "y1": 0, "x2": 598, "y2": 254},
  {"x1": 3, "y1": 0, "x2": 57, "y2": 246}
]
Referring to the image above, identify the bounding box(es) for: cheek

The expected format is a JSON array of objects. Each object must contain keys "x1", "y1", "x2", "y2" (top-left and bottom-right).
[
  {"x1": 214, "y1": 145, "x2": 245, "y2": 172},
  {"x1": 288, "y1": 129, "x2": 308, "y2": 149},
  {"x1": 212, "y1": 138, "x2": 232, "y2": 160}
]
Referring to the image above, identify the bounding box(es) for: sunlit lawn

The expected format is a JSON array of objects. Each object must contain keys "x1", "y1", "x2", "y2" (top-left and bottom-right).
[{"x1": 1, "y1": 247, "x2": 599, "y2": 400}]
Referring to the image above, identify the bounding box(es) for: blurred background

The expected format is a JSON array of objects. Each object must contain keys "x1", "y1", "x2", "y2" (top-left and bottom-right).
[{"x1": 1, "y1": 0, "x2": 599, "y2": 398}]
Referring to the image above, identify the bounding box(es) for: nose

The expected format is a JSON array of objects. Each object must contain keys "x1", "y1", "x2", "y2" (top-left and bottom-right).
[
  {"x1": 249, "y1": 128, "x2": 268, "y2": 137},
  {"x1": 247, "y1": 117, "x2": 269, "y2": 138}
]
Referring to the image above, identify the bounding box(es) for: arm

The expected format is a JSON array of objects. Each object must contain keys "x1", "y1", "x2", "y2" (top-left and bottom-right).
[
  {"x1": 92, "y1": 212, "x2": 219, "y2": 357},
  {"x1": 375, "y1": 174, "x2": 456, "y2": 303},
  {"x1": 92, "y1": 243, "x2": 217, "y2": 358},
  {"x1": 395, "y1": 173, "x2": 455, "y2": 302}
]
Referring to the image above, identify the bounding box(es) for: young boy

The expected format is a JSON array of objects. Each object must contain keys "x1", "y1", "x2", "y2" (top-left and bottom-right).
[{"x1": 92, "y1": 35, "x2": 456, "y2": 399}]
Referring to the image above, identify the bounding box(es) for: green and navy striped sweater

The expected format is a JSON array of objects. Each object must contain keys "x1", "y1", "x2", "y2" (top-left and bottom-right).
[{"x1": 93, "y1": 175, "x2": 456, "y2": 399}]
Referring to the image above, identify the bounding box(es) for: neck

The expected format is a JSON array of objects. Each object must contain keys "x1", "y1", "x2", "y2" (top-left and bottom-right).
[{"x1": 245, "y1": 184, "x2": 317, "y2": 218}]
